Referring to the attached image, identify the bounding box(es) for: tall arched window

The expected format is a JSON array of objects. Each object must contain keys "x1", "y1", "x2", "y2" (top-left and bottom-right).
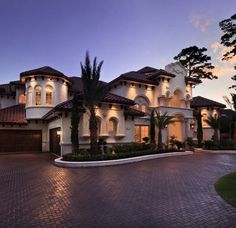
[
  {"x1": 171, "y1": 90, "x2": 182, "y2": 108},
  {"x1": 35, "y1": 86, "x2": 42, "y2": 105},
  {"x1": 19, "y1": 94, "x2": 26, "y2": 104},
  {"x1": 108, "y1": 118, "x2": 118, "y2": 135},
  {"x1": 27, "y1": 86, "x2": 33, "y2": 106},
  {"x1": 202, "y1": 113, "x2": 208, "y2": 127},
  {"x1": 45, "y1": 86, "x2": 53, "y2": 105}
]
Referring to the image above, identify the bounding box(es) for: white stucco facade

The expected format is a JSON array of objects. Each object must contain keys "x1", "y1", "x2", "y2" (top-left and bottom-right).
[{"x1": 0, "y1": 63, "x2": 224, "y2": 155}]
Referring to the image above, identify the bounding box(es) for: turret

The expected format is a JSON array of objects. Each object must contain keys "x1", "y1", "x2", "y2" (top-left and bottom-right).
[{"x1": 20, "y1": 66, "x2": 70, "y2": 119}]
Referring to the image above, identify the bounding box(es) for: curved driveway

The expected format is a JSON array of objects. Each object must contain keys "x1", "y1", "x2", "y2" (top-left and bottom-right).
[{"x1": 0, "y1": 152, "x2": 236, "y2": 228}]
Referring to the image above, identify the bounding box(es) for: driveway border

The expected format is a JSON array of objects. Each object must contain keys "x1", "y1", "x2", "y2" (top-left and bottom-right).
[{"x1": 54, "y1": 151, "x2": 193, "y2": 168}]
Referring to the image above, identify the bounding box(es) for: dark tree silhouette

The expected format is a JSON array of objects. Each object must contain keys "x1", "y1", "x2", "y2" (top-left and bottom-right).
[
  {"x1": 174, "y1": 46, "x2": 217, "y2": 80},
  {"x1": 219, "y1": 14, "x2": 236, "y2": 89},
  {"x1": 71, "y1": 93, "x2": 82, "y2": 154},
  {"x1": 80, "y1": 51, "x2": 108, "y2": 154}
]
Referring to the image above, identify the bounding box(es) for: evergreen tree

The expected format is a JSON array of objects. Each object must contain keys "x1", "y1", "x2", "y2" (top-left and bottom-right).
[
  {"x1": 174, "y1": 46, "x2": 217, "y2": 80},
  {"x1": 219, "y1": 14, "x2": 236, "y2": 89}
]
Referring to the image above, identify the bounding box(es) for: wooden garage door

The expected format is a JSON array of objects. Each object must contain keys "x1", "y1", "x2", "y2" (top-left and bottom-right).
[{"x1": 0, "y1": 130, "x2": 42, "y2": 153}]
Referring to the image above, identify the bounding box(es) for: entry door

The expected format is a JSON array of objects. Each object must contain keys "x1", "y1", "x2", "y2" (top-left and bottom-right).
[
  {"x1": 50, "y1": 128, "x2": 61, "y2": 156},
  {"x1": 135, "y1": 125, "x2": 149, "y2": 143}
]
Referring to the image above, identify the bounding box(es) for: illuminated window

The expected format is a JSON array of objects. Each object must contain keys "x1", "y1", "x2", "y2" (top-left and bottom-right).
[
  {"x1": 171, "y1": 90, "x2": 182, "y2": 107},
  {"x1": 108, "y1": 118, "x2": 117, "y2": 134},
  {"x1": 202, "y1": 113, "x2": 208, "y2": 127},
  {"x1": 27, "y1": 86, "x2": 33, "y2": 106},
  {"x1": 19, "y1": 94, "x2": 26, "y2": 104},
  {"x1": 135, "y1": 125, "x2": 149, "y2": 143},
  {"x1": 35, "y1": 86, "x2": 42, "y2": 105},
  {"x1": 46, "y1": 86, "x2": 53, "y2": 105},
  {"x1": 141, "y1": 104, "x2": 147, "y2": 113}
]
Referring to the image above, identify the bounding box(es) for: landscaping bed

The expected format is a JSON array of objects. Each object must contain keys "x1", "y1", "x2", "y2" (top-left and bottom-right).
[
  {"x1": 62, "y1": 143, "x2": 185, "y2": 162},
  {"x1": 215, "y1": 172, "x2": 236, "y2": 207}
]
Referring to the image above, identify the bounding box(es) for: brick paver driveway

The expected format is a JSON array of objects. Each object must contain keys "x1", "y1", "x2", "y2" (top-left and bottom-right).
[{"x1": 0, "y1": 152, "x2": 236, "y2": 228}]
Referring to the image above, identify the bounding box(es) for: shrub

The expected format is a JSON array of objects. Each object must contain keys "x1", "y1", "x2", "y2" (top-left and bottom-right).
[
  {"x1": 186, "y1": 137, "x2": 195, "y2": 148},
  {"x1": 169, "y1": 135, "x2": 184, "y2": 150},
  {"x1": 203, "y1": 140, "x2": 218, "y2": 150},
  {"x1": 204, "y1": 139, "x2": 236, "y2": 150},
  {"x1": 142, "y1": 137, "x2": 150, "y2": 144},
  {"x1": 112, "y1": 143, "x2": 155, "y2": 154}
]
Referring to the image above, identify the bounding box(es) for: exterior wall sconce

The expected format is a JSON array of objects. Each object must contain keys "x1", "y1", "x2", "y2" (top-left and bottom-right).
[
  {"x1": 57, "y1": 130, "x2": 62, "y2": 136},
  {"x1": 190, "y1": 121, "x2": 195, "y2": 129}
]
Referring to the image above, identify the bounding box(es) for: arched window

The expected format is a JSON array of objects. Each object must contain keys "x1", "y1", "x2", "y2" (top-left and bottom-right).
[
  {"x1": 108, "y1": 118, "x2": 118, "y2": 135},
  {"x1": 45, "y1": 86, "x2": 53, "y2": 105},
  {"x1": 19, "y1": 94, "x2": 26, "y2": 104},
  {"x1": 202, "y1": 113, "x2": 208, "y2": 127},
  {"x1": 141, "y1": 104, "x2": 147, "y2": 113},
  {"x1": 35, "y1": 86, "x2": 42, "y2": 105},
  {"x1": 134, "y1": 96, "x2": 149, "y2": 113},
  {"x1": 27, "y1": 86, "x2": 33, "y2": 106},
  {"x1": 96, "y1": 117, "x2": 101, "y2": 135},
  {"x1": 171, "y1": 90, "x2": 182, "y2": 108}
]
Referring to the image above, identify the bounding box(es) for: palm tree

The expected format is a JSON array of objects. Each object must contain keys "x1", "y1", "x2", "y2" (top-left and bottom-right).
[
  {"x1": 153, "y1": 110, "x2": 175, "y2": 150},
  {"x1": 204, "y1": 116, "x2": 221, "y2": 144},
  {"x1": 71, "y1": 93, "x2": 83, "y2": 154},
  {"x1": 80, "y1": 52, "x2": 108, "y2": 154}
]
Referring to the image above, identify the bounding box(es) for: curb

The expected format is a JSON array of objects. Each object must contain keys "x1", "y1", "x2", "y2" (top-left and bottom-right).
[
  {"x1": 204, "y1": 150, "x2": 236, "y2": 154},
  {"x1": 54, "y1": 151, "x2": 193, "y2": 168}
]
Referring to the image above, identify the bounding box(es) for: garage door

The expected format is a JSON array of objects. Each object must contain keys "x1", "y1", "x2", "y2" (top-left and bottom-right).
[{"x1": 0, "y1": 130, "x2": 42, "y2": 153}]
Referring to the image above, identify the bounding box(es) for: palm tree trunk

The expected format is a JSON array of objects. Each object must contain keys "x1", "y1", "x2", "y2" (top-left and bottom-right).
[
  {"x1": 214, "y1": 129, "x2": 219, "y2": 144},
  {"x1": 157, "y1": 128, "x2": 163, "y2": 150},
  {"x1": 89, "y1": 108, "x2": 98, "y2": 154}
]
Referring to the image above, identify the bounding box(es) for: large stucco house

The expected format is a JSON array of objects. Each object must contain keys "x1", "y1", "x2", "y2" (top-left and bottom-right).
[{"x1": 0, "y1": 62, "x2": 226, "y2": 155}]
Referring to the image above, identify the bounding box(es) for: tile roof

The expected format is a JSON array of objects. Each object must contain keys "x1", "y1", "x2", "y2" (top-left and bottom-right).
[
  {"x1": 43, "y1": 99, "x2": 85, "y2": 119},
  {"x1": 109, "y1": 71, "x2": 159, "y2": 86},
  {"x1": 68, "y1": 77, "x2": 135, "y2": 105},
  {"x1": 20, "y1": 66, "x2": 68, "y2": 80},
  {"x1": 221, "y1": 109, "x2": 236, "y2": 118},
  {"x1": 0, "y1": 84, "x2": 14, "y2": 95},
  {"x1": 124, "y1": 108, "x2": 146, "y2": 117},
  {"x1": 191, "y1": 96, "x2": 226, "y2": 108},
  {"x1": 0, "y1": 104, "x2": 27, "y2": 124},
  {"x1": 137, "y1": 66, "x2": 159, "y2": 74}
]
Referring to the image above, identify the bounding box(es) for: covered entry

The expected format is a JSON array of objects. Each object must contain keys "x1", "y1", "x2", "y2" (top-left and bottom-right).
[
  {"x1": 50, "y1": 128, "x2": 61, "y2": 156},
  {"x1": 0, "y1": 130, "x2": 42, "y2": 153}
]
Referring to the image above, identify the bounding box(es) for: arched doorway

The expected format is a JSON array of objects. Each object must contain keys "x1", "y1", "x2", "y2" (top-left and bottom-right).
[{"x1": 168, "y1": 114, "x2": 184, "y2": 142}]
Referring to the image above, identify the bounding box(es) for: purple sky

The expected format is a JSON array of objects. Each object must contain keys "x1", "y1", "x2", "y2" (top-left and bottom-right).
[{"x1": 0, "y1": 0, "x2": 235, "y2": 105}]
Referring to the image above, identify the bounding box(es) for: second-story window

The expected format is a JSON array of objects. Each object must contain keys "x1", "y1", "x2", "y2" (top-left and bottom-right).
[
  {"x1": 35, "y1": 86, "x2": 42, "y2": 105},
  {"x1": 46, "y1": 86, "x2": 53, "y2": 105}
]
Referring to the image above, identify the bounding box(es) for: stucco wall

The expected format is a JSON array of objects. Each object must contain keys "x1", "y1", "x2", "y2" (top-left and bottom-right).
[
  {"x1": 0, "y1": 96, "x2": 16, "y2": 109},
  {"x1": 25, "y1": 77, "x2": 68, "y2": 119}
]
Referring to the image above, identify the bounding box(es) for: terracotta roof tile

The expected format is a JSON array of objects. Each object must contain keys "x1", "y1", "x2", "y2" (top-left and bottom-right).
[
  {"x1": 0, "y1": 104, "x2": 27, "y2": 124},
  {"x1": 68, "y1": 77, "x2": 134, "y2": 105},
  {"x1": 20, "y1": 66, "x2": 68, "y2": 80},
  {"x1": 124, "y1": 108, "x2": 146, "y2": 117},
  {"x1": 191, "y1": 96, "x2": 226, "y2": 108},
  {"x1": 109, "y1": 71, "x2": 159, "y2": 86}
]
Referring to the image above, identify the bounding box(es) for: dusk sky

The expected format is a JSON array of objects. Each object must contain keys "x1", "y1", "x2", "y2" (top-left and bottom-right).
[{"x1": 0, "y1": 0, "x2": 235, "y2": 106}]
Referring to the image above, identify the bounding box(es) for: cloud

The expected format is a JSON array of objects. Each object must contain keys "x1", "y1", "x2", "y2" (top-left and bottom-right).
[
  {"x1": 189, "y1": 12, "x2": 211, "y2": 32},
  {"x1": 211, "y1": 42, "x2": 236, "y2": 77}
]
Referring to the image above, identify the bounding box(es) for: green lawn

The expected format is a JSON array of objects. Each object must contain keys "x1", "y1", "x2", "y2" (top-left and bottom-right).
[{"x1": 215, "y1": 172, "x2": 236, "y2": 207}]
